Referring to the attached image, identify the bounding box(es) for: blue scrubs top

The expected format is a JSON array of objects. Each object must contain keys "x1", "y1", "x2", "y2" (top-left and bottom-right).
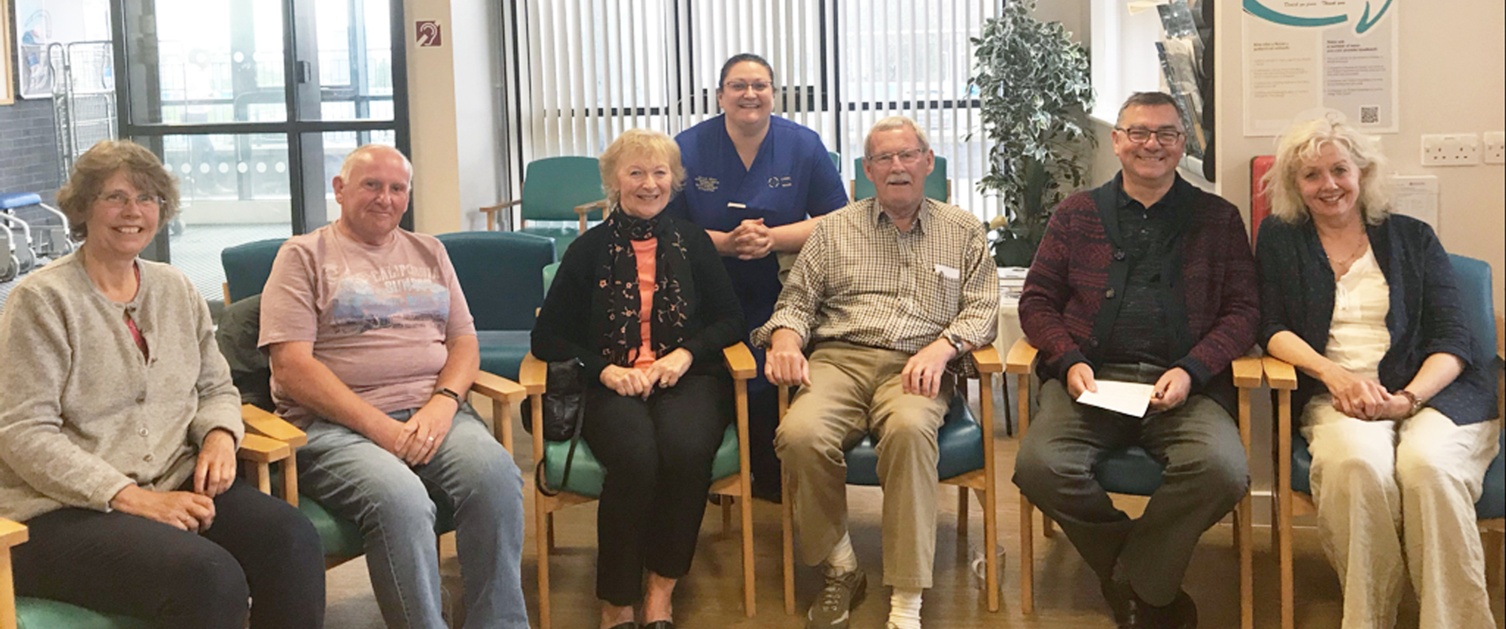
[{"x1": 667, "y1": 114, "x2": 848, "y2": 332}]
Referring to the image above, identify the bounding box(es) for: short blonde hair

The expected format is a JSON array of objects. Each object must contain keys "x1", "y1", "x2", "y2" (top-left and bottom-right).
[
  {"x1": 598, "y1": 129, "x2": 686, "y2": 206},
  {"x1": 56, "y1": 140, "x2": 181, "y2": 241},
  {"x1": 1262, "y1": 116, "x2": 1391, "y2": 225}
]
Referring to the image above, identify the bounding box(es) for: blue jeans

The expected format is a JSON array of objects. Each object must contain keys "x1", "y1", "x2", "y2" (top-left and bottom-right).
[{"x1": 299, "y1": 404, "x2": 527, "y2": 629}]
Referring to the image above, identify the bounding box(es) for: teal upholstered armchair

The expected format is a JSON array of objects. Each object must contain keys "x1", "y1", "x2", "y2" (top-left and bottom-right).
[
  {"x1": 1264, "y1": 254, "x2": 1505, "y2": 629},
  {"x1": 775, "y1": 345, "x2": 1005, "y2": 614},
  {"x1": 435, "y1": 231, "x2": 555, "y2": 381},
  {"x1": 480, "y1": 156, "x2": 610, "y2": 258},
  {"x1": 519, "y1": 344, "x2": 759, "y2": 629},
  {"x1": 216, "y1": 235, "x2": 527, "y2": 568}
]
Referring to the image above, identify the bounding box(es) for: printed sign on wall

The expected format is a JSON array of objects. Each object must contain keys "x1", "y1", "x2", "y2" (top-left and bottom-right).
[{"x1": 416, "y1": 21, "x2": 442, "y2": 47}]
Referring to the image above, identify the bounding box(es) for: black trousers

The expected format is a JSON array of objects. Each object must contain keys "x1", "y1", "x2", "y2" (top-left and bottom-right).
[
  {"x1": 14, "y1": 479, "x2": 325, "y2": 629},
  {"x1": 582, "y1": 373, "x2": 732, "y2": 606}
]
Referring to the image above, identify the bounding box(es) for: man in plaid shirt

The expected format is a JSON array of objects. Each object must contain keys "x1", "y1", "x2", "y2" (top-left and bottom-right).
[{"x1": 752, "y1": 116, "x2": 998, "y2": 629}]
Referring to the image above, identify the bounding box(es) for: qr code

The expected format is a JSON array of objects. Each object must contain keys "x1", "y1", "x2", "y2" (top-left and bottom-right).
[{"x1": 1360, "y1": 106, "x2": 1380, "y2": 124}]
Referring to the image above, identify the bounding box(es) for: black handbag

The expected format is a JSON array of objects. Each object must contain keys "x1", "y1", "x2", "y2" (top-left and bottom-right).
[{"x1": 522, "y1": 358, "x2": 587, "y2": 497}]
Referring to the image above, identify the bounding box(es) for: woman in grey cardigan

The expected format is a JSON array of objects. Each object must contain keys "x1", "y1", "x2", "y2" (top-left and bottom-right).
[
  {"x1": 1257, "y1": 117, "x2": 1499, "y2": 629},
  {"x1": 0, "y1": 140, "x2": 324, "y2": 628}
]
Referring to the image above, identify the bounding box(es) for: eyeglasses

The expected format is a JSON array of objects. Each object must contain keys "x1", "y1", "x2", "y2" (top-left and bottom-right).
[
  {"x1": 97, "y1": 192, "x2": 163, "y2": 210},
  {"x1": 1115, "y1": 127, "x2": 1186, "y2": 145},
  {"x1": 723, "y1": 81, "x2": 772, "y2": 94},
  {"x1": 865, "y1": 148, "x2": 926, "y2": 166}
]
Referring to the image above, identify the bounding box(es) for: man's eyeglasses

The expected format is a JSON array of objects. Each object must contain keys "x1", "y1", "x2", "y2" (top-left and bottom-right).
[
  {"x1": 865, "y1": 148, "x2": 926, "y2": 166},
  {"x1": 1115, "y1": 127, "x2": 1186, "y2": 145},
  {"x1": 723, "y1": 81, "x2": 772, "y2": 94},
  {"x1": 97, "y1": 192, "x2": 163, "y2": 210}
]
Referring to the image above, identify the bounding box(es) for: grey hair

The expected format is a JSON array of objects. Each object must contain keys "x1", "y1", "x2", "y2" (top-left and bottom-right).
[{"x1": 864, "y1": 116, "x2": 931, "y2": 157}]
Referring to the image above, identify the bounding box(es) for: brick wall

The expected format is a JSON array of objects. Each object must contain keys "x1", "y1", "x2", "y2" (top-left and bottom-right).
[{"x1": 1, "y1": 39, "x2": 64, "y2": 228}]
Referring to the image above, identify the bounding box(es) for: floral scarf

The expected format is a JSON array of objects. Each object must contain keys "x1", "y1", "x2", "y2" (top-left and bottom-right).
[{"x1": 599, "y1": 209, "x2": 691, "y2": 366}]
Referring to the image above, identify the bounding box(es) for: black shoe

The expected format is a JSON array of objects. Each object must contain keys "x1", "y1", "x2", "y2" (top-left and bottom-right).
[
  {"x1": 606, "y1": 623, "x2": 638, "y2": 629},
  {"x1": 1099, "y1": 578, "x2": 1134, "y2": 628},
  {"x1": 642, "y1": 622, "x2": 673, "y2": 629},
  {"x1": 1146, "y1": 590, "x2": 1197, "y2": 629}
]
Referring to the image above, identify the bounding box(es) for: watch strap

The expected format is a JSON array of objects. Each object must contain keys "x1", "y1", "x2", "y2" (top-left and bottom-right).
[{"x1": 433, "y1": 387, "x2": 462, "y2": 403}]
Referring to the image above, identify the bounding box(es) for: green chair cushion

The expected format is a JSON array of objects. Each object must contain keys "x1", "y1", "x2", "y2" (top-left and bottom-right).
[
  {"x1": 17, "y1": 597, "x2": 149, "y2": 629},
  {"x1": 542, "y1": 424, "x2": 741, "y2": 498}
]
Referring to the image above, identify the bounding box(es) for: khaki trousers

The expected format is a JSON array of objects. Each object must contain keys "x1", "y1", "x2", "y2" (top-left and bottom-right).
[
  {"x1": 1304, "y1": 400, "x2": 1501, "y2": 629},
  {"x1": 774, "y1": 341, "x2": 952, "y2": 589}
]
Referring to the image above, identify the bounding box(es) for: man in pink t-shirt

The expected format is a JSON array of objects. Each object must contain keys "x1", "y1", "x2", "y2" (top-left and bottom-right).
[{"x1": 260, "y1": 145, "x2": 527, "y2": 629}]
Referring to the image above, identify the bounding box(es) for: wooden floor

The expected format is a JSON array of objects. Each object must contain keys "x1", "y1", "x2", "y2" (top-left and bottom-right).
[{"x1": 321, "y1": 389, "x2": 1506, "y2": 629}]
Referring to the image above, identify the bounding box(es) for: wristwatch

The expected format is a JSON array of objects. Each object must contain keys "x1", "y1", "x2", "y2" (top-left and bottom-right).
[
  {"x1": 1394, "y1": 389, "x2": 1425, "y2": 417},
  {"x1": 433, "y1": 387, "x2": 463, "y2": 403},
  {"x1": 948, "y1": 335, "x2": 967, "y2": 358}
]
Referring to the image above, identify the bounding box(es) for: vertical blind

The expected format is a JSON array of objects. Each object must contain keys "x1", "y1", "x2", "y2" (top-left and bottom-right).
[{"x1": 502, "y1": 0, "x2": 1003, "y2": 221}]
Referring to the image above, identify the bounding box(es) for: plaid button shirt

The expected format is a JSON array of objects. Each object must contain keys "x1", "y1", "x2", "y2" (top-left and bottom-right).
[{"x1": 753, "y1": 198, "x2": 998, "y2": 370}]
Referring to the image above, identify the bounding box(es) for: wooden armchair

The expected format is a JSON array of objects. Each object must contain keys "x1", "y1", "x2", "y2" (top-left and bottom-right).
[
  {"x1": 1006, "y1": 338, "x2": 1262, "y2": 629},
  {"x1": 1264, "y1": 255, "x2": 1504, "y2": 629},
  {"x1": 519, "y1": 343, "x2": 758, "y2": 629},
  {"x1": 775, "y1": 345, "x2": 1004, "y2": 614},
  {"x1": 0, "y1": 434, "x2": 293, "y2": 629}
]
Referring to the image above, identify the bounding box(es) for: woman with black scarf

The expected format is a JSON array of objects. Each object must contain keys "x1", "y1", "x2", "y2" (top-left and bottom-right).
[{"x1": 531, "y1": 128, "x2": 745, "y2": 629}]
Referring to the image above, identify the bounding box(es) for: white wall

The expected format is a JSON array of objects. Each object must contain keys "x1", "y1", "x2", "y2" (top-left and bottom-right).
[
  {"x1": 404, "y1": 0, "x2": 505, "y2": 235},
  {"x1": 1215, "y1": 2, "x2": 1504, "y2": 307}
]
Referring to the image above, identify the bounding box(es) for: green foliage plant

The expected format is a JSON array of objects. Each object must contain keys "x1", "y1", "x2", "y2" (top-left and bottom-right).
[{"x1": 971, "y1": 0, "x2": 1095, "y2": 267}]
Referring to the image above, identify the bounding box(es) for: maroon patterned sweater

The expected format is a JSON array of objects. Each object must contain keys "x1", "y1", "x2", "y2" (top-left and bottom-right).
[{"x1": 1019, "y1": 175, "x2": 1258, "y2": 406}]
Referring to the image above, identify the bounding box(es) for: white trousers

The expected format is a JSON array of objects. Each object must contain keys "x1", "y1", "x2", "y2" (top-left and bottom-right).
[{"x1": 1303, "y1": 399, "x2": 1500, "y2": 629}]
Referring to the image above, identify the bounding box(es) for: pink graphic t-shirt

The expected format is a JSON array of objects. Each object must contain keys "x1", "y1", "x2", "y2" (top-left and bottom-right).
[{"x1": 258, "y1": 223, "x2": 476, "y2": 427}]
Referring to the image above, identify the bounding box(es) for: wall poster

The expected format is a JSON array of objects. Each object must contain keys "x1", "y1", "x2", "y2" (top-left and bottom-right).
[{"x1": 1242, "y1": 0, "x2": 1400, "y2": 136}]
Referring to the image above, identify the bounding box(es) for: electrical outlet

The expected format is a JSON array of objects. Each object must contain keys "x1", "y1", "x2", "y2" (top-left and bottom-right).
[
  {"x1": 1420, "y1": 133, "x2": 1481, "y2": 166},
  {"x1": 1483, "y1": 132, "x2": 1506, "y2": 165}
]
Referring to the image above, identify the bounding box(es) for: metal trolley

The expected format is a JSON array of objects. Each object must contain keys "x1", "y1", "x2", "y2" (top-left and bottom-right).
[{"x1": 49, "y1": 41, "x2": 118, "y2": 183}]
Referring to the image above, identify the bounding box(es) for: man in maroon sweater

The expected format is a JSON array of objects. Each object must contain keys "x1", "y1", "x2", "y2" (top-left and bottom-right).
[{"x1": 1013, "y1": 92, "x2": 1258, "y2": 629}]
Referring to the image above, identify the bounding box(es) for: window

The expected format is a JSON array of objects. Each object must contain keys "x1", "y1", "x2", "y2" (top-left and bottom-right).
[{"x1": 502, "y1": 0, "x2": 1003, "y2": 220}]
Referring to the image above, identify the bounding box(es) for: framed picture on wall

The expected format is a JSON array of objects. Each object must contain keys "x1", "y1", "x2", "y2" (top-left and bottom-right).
[{"x1": 1, "y1": 0, "x2": 14, "y2": 105}]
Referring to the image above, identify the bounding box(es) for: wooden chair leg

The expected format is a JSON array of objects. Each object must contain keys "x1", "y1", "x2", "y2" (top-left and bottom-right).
[
  {"x1": 957, "y1": 486, "x2": 969, "y2": 538},
  {"x1": 1238, "y1": 497, "x2": 1253, "y2": 629},
  {"x1": 536, "y1": 499, "x2": 552, "y2": 629},
  {"x1": 546, "y1": 512, "x2": 556, "y2": 552},
  {"x1": 1042, "y1": 514, "x2": 1056, "y2": 538},
  {"x1": 782, "y1": 469, "x2": 796, "y2": 615},
  {"x1": 1020, "y1": 495, "x2": 1035, "y2": 614},
  {"x1": 978, "y1": 487, "x2": 999, "y2": 612},
  {"x1": 722, "y1": 496, "x2": 733, "y2": 535},
  {"x1": 740, "y1": 486, "x2": 756, "y2": 617}
]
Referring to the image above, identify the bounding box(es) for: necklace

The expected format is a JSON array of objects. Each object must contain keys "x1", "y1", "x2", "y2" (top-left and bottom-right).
[{"x1": 1326, "y1": 234, "x2": 1368, "y2": 277}]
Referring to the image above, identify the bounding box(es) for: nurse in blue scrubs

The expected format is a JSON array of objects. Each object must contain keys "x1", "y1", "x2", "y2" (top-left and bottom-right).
[{"x1": 666, "y1": 53, "x2": 849, "y2": 501}]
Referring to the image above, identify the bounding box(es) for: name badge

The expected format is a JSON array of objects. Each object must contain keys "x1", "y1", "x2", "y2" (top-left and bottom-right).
[{"x1": 934, "y1": 263, "x2": 960, "y2": 280}]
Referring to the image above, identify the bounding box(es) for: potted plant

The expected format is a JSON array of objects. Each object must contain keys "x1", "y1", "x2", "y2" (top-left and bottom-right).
[{"x1": 970, "y1": 0, "x2": 1095, "y2": 268}]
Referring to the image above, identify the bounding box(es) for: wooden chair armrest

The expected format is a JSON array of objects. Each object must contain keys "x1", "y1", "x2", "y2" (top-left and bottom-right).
[
  {"x1": 970, "y1": 344, "x2": 1002, "y2": 374},
  {"x1": 572, "y1": 199, "x2": 609, "y2": 217},
  {"x1": 480, "y1": 199, "x2": 522, "y2": 215},
  {"x1": 519, "y1": 353, "x2": 547, "y2": 395},
  {"x1": 242, "y1": 404, "x2": 307, "y2": 448},
  {"x1": 723, "y1": 343, "x2": 757, "y2": 380},
  {"x1": 1262, "y1": 356, "x2": 1299, "y2": 391},
  {"x1": 236, "y1": 433, "x2": 292, "y2": 464},
  {"x1": 0, "y1": 518, "x2": 26, "y2": 551},
  {"x1": 1230, "y1": 355, "x2": 1264, "y2": 389},
  {"x1": 1004, "y1": 338, "x2": 1038, "y2": 375},
  {"x1": 471, "y1": 370, "x2": 526, "y2": 403}
]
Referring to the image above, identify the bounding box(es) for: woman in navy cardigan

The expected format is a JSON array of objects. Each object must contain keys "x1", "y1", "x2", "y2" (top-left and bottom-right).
[{"x1": 1257, "y1": 116, "x2": 1499, "y2": 629}]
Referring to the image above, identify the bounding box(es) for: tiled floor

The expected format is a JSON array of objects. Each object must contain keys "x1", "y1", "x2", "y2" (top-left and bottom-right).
[{"x1": 0, "y1": 223, "x2": 289, "y2": 316}]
